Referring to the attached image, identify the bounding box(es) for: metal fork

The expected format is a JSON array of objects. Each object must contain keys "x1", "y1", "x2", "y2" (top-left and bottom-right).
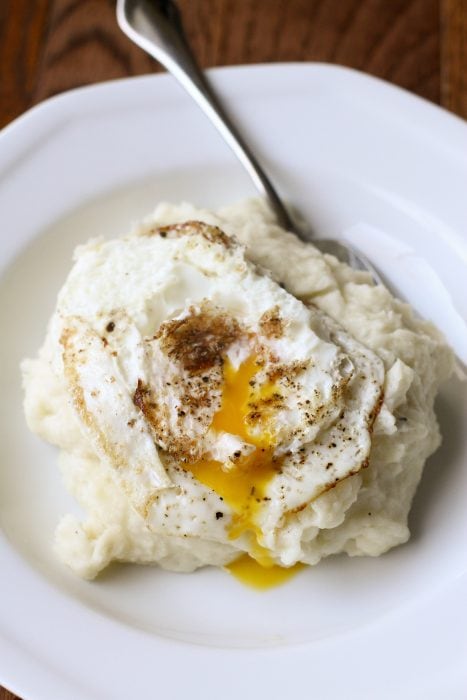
[{"x1": 117, "y1": 0, "x2": 381, "y2": 284}]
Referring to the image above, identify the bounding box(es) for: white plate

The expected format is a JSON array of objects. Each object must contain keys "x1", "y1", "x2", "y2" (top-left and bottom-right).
[{"x1": 1, "y1": 64, "x2": 466, "y2": 700}]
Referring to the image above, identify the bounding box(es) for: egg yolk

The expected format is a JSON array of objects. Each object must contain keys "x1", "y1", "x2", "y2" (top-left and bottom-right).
[
  {"x1": 184, "y1": 355, "x2": 303, "y2": 585},
  {"x1": 225, "y1": 554, "x2": 304, "y2": 590},
  {"x1": 185, "y1": 356, "x2": 280, "y2": 540}
]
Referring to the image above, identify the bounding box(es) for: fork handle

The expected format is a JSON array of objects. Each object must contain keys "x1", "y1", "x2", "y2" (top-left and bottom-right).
[{"x1": 117, "y1": 0, "x2": 296, "y2": 232}]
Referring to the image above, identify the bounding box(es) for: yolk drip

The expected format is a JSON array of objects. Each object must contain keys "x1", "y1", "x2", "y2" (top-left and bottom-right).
[
  {"x1": 185, "y1": 356, "x2": 280, "y2": 543},
  {"x1": 225, "y1": 554, "x2": 305, "y2": 590},
  {"x1": 183, "y1": 355, "x2": 307, "y2": 588}
]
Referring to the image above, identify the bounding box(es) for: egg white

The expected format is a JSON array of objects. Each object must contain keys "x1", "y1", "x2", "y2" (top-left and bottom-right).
[{"x1": 50, "y1": 220, "x2": 384, "y2": 563}]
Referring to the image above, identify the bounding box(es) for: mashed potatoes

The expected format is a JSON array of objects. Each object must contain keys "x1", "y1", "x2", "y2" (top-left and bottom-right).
[{"x1": 22, "y1": 199, "x2": 454, "y2": 579}]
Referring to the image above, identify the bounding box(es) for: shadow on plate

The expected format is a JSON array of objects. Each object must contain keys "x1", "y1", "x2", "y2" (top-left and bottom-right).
[{"x1": 408, "y1": 378, "x2": 465, "y2": 542}]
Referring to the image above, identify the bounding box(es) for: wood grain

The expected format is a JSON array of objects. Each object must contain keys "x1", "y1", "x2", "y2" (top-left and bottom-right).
[
  {"x1": 1, "y1": 0, "x2": 445, "y2": 129},
  {"x1": 0, "y1": 688, "x2": 18, "y2": 700},
  {"x1": 0, "y1": 0, "x2": 51, "y2": 127},
  {"x1": 441, "y1": 0, "x2": 467, "y2": 117},
  {"x1": 0, "y1": 1, "x2": 466, "y2": 699}
]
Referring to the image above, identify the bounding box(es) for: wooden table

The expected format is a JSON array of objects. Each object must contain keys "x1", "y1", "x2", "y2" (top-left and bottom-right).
[{"x1": 0, "y1": 1, "x2": 466, "y2": 698}]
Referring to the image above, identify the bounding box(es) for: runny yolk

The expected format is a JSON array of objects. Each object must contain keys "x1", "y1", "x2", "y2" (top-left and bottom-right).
[
  {"x1": 225, "y1": 554, "x2": 305, "y2": 590},
  {"x1": 211, "y1": 355, "x2": 261, "y2": 444},
  {"x1": 185, "y1": 355, "x2": 279, "y2": 539},
  {"x1": 184, "y1": 355, "x2": 304, "y2": 587}
]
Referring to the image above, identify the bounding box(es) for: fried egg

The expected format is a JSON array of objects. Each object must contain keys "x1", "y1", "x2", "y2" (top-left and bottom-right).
[{"x1": 52, "y1": 221, "x2": 384, "y2": 565}]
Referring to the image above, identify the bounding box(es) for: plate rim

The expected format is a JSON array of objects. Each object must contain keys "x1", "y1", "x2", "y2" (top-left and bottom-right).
[{"x1": 2, "y1": 61, "x2": 467, "y2": 151}]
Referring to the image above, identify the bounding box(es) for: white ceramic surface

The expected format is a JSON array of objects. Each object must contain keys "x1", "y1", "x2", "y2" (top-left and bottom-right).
[{"x1": 0, "y1": 64, "x2": 466, "y2": 700}]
